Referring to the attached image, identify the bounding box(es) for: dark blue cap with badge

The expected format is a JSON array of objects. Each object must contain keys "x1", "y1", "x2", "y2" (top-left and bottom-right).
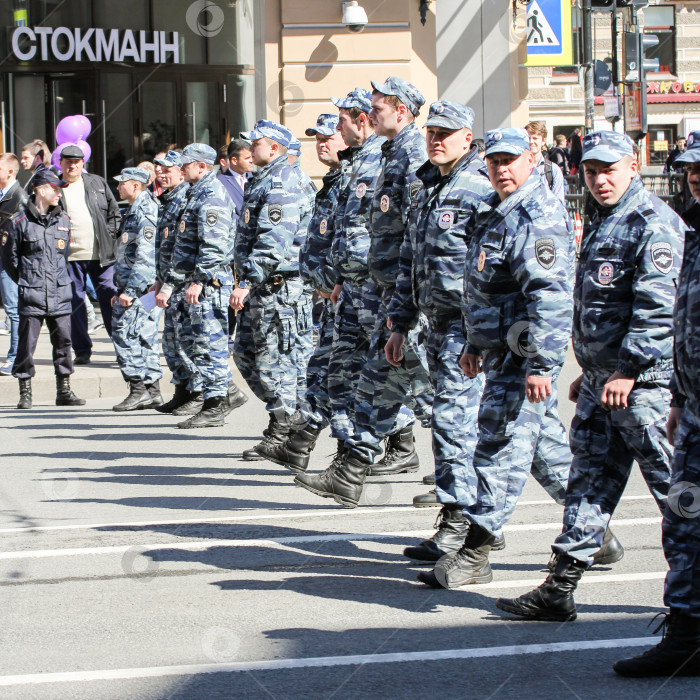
[
  {"x1": 305, "y1": 113, "x2": 339, "y2": 137},
  {"x1": 114, "y1": 167, "x2": 150, "y2": 184},
  {"x1": 331, "y1": 88, "x2": 372, "y2": 114},
  {"x1": 180, "y1": 143, "x2": 217, "y2": 165},
  {"x1": 154, "y1": 150, "x2": 182, "y2": 168},
  {"x1": 32, "y1": 165, "x2": 68, "y2": 188},
  {"x1": 581, "y1": 130, "x2": 635, "y2": 163},
  {"x1": 288, "y1": 138, "x2": 301, "y2": 157},
  {"x1": 240, "y1": 120, "x2": 293, "y2": 148},
  {"x1": 676, "y1": 131, "x2": 700, "y2": 164},
  {"x1": 371, "y1": 76, "x2": 425, "y2": 116},
  {"x1": 484, "y1": 127, "x2": 530, "y2": 157},
  {"x1": 424, "y1": 101, "x2": 475, "y2": 131}
]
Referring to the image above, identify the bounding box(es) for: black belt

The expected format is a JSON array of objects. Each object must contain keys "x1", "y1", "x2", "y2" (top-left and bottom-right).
[
  {"x1": 268, "y1": 272, "x2": 299, "y2": 285},
  {"x1": 428, "y1": 315, "x2": 461, "y2": 332}
]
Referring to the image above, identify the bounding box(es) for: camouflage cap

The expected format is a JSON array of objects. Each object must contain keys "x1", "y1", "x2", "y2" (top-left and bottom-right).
[
  {"x1": 331, "y1": 88, "x2": 372, "y2": 114},
  {"x1": 240, "y1": 119, "x2": 293, "y2": 148},
  {"x1": 581, "y1": 130, "x2": 635, "y2": 163},
  {"x1": 484, "y1": 127, "x2": 530, "y2": 157},
  {"x1": 424, "y1": 101, "x2": 475, "y2": 131},
  {"x1": 154, "y1": 150, "x2": 182, "y2": 168},
  {"x1": 675, "y1": 131, "x2": 700, "y2": 164},
  {"x1": 288, "y1": 138, "x2": 301, "y2": 158},
  {"x1": 305, "y1": 113, "x2": 339, "y2": 137},
  {"x1": 180, "y1": 143, "x2": 217, "y2": 165},
  {"x1": 113, "y1": 166, "x2": 150, "y2": 184},
  {"x1": 370, "y1": 76, "x2": 425, "y2": 116}
]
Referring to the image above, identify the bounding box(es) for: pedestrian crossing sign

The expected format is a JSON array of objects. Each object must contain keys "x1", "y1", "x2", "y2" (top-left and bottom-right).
[{"x1": 526, "y1": 0, "x2": 573, "y2": 67}]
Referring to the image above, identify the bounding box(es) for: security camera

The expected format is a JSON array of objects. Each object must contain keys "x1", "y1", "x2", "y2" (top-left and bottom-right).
[{"x1": 342, "y1": 1, "x2": 368, "y2": 33}]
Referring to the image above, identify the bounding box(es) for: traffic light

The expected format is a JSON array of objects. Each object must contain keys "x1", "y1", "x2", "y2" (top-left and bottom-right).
[
  {"x1": 590, "y1": 1, "x2": 649, "y2": 9},
  {"x1": 623, "y1": 30, "x2": 659, "y2": 82},
  {"x1": 640, "y1": 33, "x2": 660, "y2": 74}
]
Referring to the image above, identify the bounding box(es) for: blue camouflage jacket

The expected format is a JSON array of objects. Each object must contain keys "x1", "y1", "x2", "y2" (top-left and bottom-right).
[
  {"x1": 292, "y1": 164, "x2": 317, "y2": 284},
  {"x1": 368, "y1": 121, "x2": 427, "y2": 289},
  {"x1": 234, "y1": 155, "x2": 304, "y2": 286},
  {"x1": 389, "y1": 146, "x2": 492, "y2": 334},
  {"x1": 463, "y1": 172, "x2": 574, "y2": 376},
  {"x1": 113, "y1": 189, "x2": 158, "y2": 296},
  {"x1": 168, "y1": 171, "x2": 236, "y2": 290},
  {"x1": 574, "y1": 176, "x2": 686, "y2": 381},
  {"x1": 155, "y1": 181, "x2": 190, "y2": 285},
  {"x1": 670, "y1": 204, "x2": 699, "y2": 408},
  {"x1": 300, "y1": 167, "x2": 344, "y2": 294},
  {"x1": 330, "y1": 134, "x2": 385, "y2": 283}
]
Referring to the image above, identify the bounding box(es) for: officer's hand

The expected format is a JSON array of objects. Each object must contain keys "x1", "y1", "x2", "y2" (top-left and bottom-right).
[
  {"x1": 156, "y1": 290, "x2": 171, "y2": 309},
  {"x1": 667, "y1": 406, "x2": 682, "y2": 445},
  {"x1": 600, "y1": 371, "x2": 635, "y2": 410},
  {"x1": 150, "y1": 281, "x2": 162, "y2": 293},
  {"x1": 569, "y1": 374, "x2": 583, "y2": 402},
  {"x1": 526, "y1": 375, "x2": 552, "y2": 404},
  {"x1": 186, "y1": 282, "x2": 203, "y2": 305},
  {"x1": 110, "y1": 295, "x2": 117, "y2": 308},
  {"x1": 386, "y1": 318, "x2": 393, "y2": 330},
  {"x1": 460, "y1": 353, "x2": 482, "y2": 377},
  {"x1": 330, "y1": 283, "x2": 343, "y2": 306},
  {"x1": 317, "y1": 289, "x2": 331, "y2": 299},
  {"x1": 384, "y1": 332, "x2": 405, "y2": 367},
  {"x1": 230, "y1": 287, "x2": 250, "y2": 311},
  {"x1": 118, "y1": 293, "x2": 133, "y2": 308}
]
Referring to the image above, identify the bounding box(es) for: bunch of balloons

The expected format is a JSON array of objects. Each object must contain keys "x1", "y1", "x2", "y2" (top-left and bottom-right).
[{"x1": 51, "y1": 115, "x2": 92, "y2": 171}]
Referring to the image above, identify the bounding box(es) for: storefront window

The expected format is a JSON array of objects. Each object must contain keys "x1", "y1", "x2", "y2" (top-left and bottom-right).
[
  {"x1": 208, "y1": 0, "x2": 255, "y2": 66},
  {"x1": 153, "y1": 0, "x2": 206, "y2": 65},
  {"x1": 141, "y1": 81, "x2": 177, "y2": 158},
  {"x1": 94, "y1": 2, "x2": 148, "y2": 31},
  {"x1": 643, "y1": 5, "x2": 675, "y2": 75},
  {"x1": 28, "y1": 0, "x2": 91, "y2": 28},
  {"x1": 102, "y1": 73, "x2": 133, "y2": 176}
]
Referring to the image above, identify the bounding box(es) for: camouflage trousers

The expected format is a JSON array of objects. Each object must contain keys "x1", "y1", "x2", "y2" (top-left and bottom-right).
[
  {"x1": 233, "y1": 277, "x2": 302, "y2": 419},
  {"x1": 295, "y1": 289, "x2": 315, "y2": 405},
  {"x1": 462, "y1": 350, "x2": 571, "y2": 538},
  {"x1": 427, "y1": 319, "x2": 484, "y2": 506},
  {"x1": 663, "y1": 403, "x2": 700, "y2": 616},
  {"x1": 177, "y1": 283, "x2": 231, "y2": 399},
  {"x1": 111, "y1": 298, "x2": 162, "y2": 384},
  {"x1": 328, "y1": 277, "x2": 414, "y2": 442},
  {"x1": 345, "y1": 292, "x2": 433, "y2": 464},
  {"x1": 162, "y1": 292, "x2": 198, "y2": 388},
  {"x1": 553, "y1": 374, "x2": 672, "y2": 563}
]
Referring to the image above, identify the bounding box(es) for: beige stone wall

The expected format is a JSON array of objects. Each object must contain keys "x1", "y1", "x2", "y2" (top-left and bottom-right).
[{"x1": 261, "y1": 0, "x2": 438, "y2": 180}]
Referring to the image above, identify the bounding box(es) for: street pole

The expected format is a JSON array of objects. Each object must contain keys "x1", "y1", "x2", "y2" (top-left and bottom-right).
[{"x1": 582, "y1": 0, "x2": 595, "y2": 131}]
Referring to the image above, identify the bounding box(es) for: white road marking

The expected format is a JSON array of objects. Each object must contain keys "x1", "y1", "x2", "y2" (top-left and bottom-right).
[
  {"x1": 0, "y1": 495, "x2": 655, "y2": 535},
  {"x1": 0, "y1": 637, "x2": 658, "y2": 686}
]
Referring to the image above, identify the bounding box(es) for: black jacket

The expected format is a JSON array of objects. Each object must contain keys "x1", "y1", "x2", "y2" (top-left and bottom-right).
[
  {"x1": 60, "y1": 173, "x2": 121, "y2": 266},
  {"x1": 0, "y1": 181, "x2": 28, "y2": 224},
  {"x1": 0, "y1": 198, "x2": 72, "y2": 317}
]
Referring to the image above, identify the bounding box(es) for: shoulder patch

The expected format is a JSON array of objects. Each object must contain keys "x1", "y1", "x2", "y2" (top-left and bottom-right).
[
  {"x1": 206, "y1": 211, "x2": 218, "y2": 227},
  {"x1": 651, "y1": 241, "x2": 673, "y2": 274},
  {"x1": 268, "y1": 204, "x2": 283, "y2": 225},
  {"x1": 409, "y1": 180, "x2": 422, "y2": 201},
  {"x1": 535, "y1": 238, "x2": 556, "y2": 269},
  {"x1": 1, "y1": 233, "x2": 7, "y2": 246},
  {"x1": 143, "y1": 226, "x2": 155, "y2": 241}
]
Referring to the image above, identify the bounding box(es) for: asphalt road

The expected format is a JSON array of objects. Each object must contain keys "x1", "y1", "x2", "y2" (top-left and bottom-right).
[{"x1": 0, "y1": 355, "x2": 690, "y2": 700}]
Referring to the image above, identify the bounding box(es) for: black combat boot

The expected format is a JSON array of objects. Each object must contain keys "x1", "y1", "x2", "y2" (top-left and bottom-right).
[
  {"x1": 56, "y1": 376, "x2": 85, "y2": 406},
  {"x1": 496, "y1": 554, "x2": 587, "y2": 621},
  {"x1": 224, "y1": 380, "x2": 248, "y2": 416},
  {"x1": 177, "y1": 395, "x2": 226, "y2": 429},
  {"x1": 404, "y1": 506, "x2": 470, "y2": 562},
  {"x1": 145, "y1": 381, "x2": 164, "y2": 409},
  {"x1": 294, "y1": 450, "x2": 372, "y2": 508},
  {"x1": 256, "y1": 424, "x2": 321, "y2": 472},
  {"x1": 546, "y1": 528, "x2": 624, "y2": 572},
  {"x1": 423, "y1": 474, "x2": 436, "y2": 486},
  {"x1": 242, "y1": 414, "x2": 289, "y2": 460},
  {"x1": 113, "y1": 380, "x2": 151, "y2": 412},
  {"x1": 368, "y1": 426, "x2": 420, "y2": 476},
  {"x1": 413, "y1": 489, "x2": 440, "y2": 507},
  {"x1": 613, "y1": 610, "x2": 700, "y2": 677},
  {"x1": 155, "y1": 384, "x2": 191, "y2": 414},
  {"x1": 172, "y1": 391, "x2": 204, "y2": 416},
  {"x1": 17, "y1": 378, "x2": 32, "y2": 410}
]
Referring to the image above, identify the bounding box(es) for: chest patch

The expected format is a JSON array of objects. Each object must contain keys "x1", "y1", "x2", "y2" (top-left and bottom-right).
[
  {"x1": 477, "y1": 249, "x2": 486, "y2": 272},
  {"x1": 1, "y1": 234, "x2": 7, "y2": 246},
  {"x1": 121, "y1": 232, "x2": 128, "y2": 243},
  {"x1": 380, "y1": 194, "x2": 390, "y2": 213},
  {"x1": 651, "y1": 241, "x2": 673, "y2": 274},
  {"x1": 179, "y1": 220, "x2": 186, "y2": 233},
  {"x1": 356, "y1": 182, "x2": 367, "y2": 198},
  {"x1": 319, "y1": 219, "x2": 327, "y2": 235},
  {"x1": 535, "y1": 238, "x2": 556, "y2": 269},
  {"x1": 244, "y1": 208, "x2": 250, "y2": 224},
  {"x1": 598, "y1": 262, "x2": 614, "y2": 286},
  {"x1": 57, "y1": 239, "x2": 65, "y2": 250},
  {"x1": 438, "y1": 211, "x2": 454, "y2": 230}
]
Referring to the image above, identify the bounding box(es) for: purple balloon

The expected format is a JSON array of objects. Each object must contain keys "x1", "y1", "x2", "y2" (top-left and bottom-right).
[
  {"x1": 76, "y1": 115, "x2": 92, "y2": 140},
  {"x1": 55, "y1": 115, "x2": 88, "y2": 145},
  {"x1": 76, "y1": 139, "x2": 91, "y2": 163},
  {"x1": 51, "y1": 146, "x2": 63, "y2": 172}
]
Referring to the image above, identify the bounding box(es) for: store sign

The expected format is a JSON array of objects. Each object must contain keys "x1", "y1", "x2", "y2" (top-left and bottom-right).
[
  {"x1": 11, "y1": 27, "x2": 180, "y2": 63},
  {"x1": 647, "y1": 81, "x2": 700, "y2": 95}
]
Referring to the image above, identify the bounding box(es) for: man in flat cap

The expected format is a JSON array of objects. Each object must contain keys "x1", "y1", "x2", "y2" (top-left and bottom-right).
[
  {"x1": 110, "y1": 167, "x2": 162, "y2": 411},
  {"x1": 498, "y1": 130, "x2": 686, "y2": 621},
  {"x1": 1, "y1": 166, "x2": 85, "y2": 409}
]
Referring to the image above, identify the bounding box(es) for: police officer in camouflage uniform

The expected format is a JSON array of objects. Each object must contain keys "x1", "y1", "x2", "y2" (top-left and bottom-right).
[
  {"x1": 615, "y1": 133, "x2": 700, "y2": 677},
  {"x1": 158, "y1": 143, "x2": 238, "y2": 429},
  {"x1": 111, "y1": 167, "x2": 163, "y2": 412},
  {"x1": 295, "y1": 77, "x2": 433, "y2": 507},
  {"x1": 232, "y1": 121, "x2": 306, "y2": 458},
  {"x1": 416, "y1": 128, "x2": 575, "y2": 589},
  {"x1": 257, "y1": 114, "x2": 347, "y2": 471},
  {"x1": 497, "y1": 130, "x2": 686, "y2": 621}
]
